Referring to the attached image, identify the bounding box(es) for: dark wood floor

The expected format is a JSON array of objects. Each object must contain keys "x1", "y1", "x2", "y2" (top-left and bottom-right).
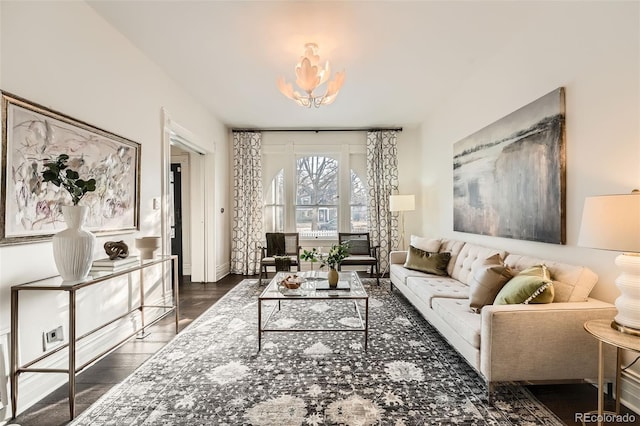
[{"x1": 11, "y1": 273, "x2": 637, "y2": 426}]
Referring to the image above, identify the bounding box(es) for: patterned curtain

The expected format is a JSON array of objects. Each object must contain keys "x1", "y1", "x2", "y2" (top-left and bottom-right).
[
  {"x1": 231, "y1": 131, "x2": 264, "y2": 275},
  {"x1": 366, "y1": 130, "x2": 399, "y2": 273}
]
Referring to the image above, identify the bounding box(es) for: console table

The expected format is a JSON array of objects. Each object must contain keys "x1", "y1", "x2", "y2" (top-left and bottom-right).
[{"x1": 10, "y1": 255, "x2": 179, "y2": 420}]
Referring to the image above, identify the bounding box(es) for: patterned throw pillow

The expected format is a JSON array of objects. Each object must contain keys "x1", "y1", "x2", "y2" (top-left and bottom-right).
[
  {"x1": 494, "y1": 264, "x2": 555, "y2": 305},
  {"x1": 468, "y1": 254, "x2": 513, "y2": 313},
  {"x1": 403, "y1": 245, "x2": 451, "y2": 276}
]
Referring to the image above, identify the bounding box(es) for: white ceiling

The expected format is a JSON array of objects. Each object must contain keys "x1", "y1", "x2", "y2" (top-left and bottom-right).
[{"x1": 87, "y1": 1, "x2": 543, "y2": 130}]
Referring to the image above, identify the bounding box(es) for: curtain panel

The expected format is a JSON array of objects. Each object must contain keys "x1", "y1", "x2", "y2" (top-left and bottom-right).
[
  {"x1": 366, "y1": 130, "x2": 399, "y2": 273},
  {"x1": 231, "y1": 131, "x2": 264, "y2": 275}
]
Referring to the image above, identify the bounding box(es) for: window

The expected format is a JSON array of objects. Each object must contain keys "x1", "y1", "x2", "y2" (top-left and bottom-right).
[
  {"x1": 350, "y1": 170, "x2": 368, "y2": 232},
  {"x1": 264, "y1": 169, "x2": 284, "y2": 232},
  {"x1": 296, "y1": 156, "x2": 338, "y2": 237},
  {"x1": 262, "y1": 133, "x2": 368, "y2": 239}
]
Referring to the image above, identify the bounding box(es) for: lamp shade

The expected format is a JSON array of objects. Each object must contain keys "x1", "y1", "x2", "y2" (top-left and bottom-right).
[
  {"x1": 389, "y1": 194, "x2": 415, "y2": 212},
  {"x1": 578, "y1": 192, "x2": 640, "y2": 253}
]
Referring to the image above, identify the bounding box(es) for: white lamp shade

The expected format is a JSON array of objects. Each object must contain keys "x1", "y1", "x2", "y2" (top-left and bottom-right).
[
  {"x1": 389, "y1": 194, "x2": 415, "y2": 212},
  {"x1": 578, "y1": 193, "x2": 640, "y2": 253}
]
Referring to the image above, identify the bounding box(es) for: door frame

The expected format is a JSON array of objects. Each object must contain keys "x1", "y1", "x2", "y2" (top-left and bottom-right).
[{"x1": 161, "y1": 108, "x2": 215, "y2": 282}]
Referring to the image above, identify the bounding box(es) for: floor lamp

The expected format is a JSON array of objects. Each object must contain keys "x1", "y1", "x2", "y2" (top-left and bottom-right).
[
  {"x1": 389, "y1": 194, "x2": 415, "y2": 250},
  {"x1": 578, "y1": 190, "x2": 640, "y2": 334}
]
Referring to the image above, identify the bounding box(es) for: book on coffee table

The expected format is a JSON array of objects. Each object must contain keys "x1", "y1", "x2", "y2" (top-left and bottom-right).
[{"x1": 315, "y1": 280, "x2": 351, "y2": 291}]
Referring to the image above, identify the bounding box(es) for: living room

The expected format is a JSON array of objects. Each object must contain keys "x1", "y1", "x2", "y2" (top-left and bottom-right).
[{"x1": 0, "y1": 1, "x2": 638, "y2": 424}]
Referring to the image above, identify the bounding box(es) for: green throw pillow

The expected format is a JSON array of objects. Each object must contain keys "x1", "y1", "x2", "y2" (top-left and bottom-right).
[
  {"x1": 403, "y1": 245, "x2": 451, "y2": 276},
  {"x1": 494, "y1": 264, "x2": 555, "y2": 305}
]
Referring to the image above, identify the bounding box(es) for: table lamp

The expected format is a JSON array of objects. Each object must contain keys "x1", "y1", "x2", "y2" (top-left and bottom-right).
[
  {"x1": 578, "y1": 190, "x2": 640, "y2": 335},
  {"x1": 389, "y1": 194, "x2": 415, "y2": 250}
]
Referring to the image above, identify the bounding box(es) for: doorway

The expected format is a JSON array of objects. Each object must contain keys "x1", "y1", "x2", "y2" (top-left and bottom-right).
[
  {"x1": 170, "y1": 162, "x2": 184, "y2": 285},
  {"x1": 162, "y1": 109, "x2": 213, "y2": 283}
]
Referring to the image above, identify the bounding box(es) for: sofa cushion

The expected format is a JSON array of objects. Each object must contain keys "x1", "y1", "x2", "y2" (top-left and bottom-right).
[
  {"x1": 404, "y1": 246, "x2": 451, "y2": 276},
  {"x1": 432, "y1": 297, "x2": 481, "y2": 349},
  {"x1": 406, "y1": 276, "x2": 469, "y2": 308},
  {"x1": 390, "y1": 263, "x2": 433, "y2": 286},
  {"x1": 468, "y1": 254, "x2": 514, "y2": 312},
  {"x1": 450, "y1": 243, "x2": 508, "y2": 286},
  {"x1": 494, "y1": 265, "x2": 555, "y2": 305},
  {"x1": 410, "y1": 235, "x2": 441, "y2": 252},
  {"x1": 504, "y1": 254, "x2": 598, "y2": 302}
]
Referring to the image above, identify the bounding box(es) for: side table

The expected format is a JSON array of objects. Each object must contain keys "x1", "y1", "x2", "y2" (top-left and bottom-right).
[{"x1": 583, "y1": 319, "x2": 640, "y2": 424}]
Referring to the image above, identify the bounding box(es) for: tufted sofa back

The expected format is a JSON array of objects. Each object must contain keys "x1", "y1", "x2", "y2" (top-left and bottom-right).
[
  {"x1": 434, "y1": 239, "x2": 599, "y2": 301},
  {"x1": 439, "y1": 239, "x2": 507, "y2": 286},
  {"x1": 504, "y1": 254, "x2": 598, "y2": 302}
]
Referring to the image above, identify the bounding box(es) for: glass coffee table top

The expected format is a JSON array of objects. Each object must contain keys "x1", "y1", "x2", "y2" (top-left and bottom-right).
[{"x1": 260, "y1": 270, "x2": 368, "y2": 299}]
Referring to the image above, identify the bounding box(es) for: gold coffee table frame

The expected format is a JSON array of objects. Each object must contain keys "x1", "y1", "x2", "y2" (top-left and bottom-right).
[{"x1": 258, "y1": 271, "x2": 369, "y2": 351}]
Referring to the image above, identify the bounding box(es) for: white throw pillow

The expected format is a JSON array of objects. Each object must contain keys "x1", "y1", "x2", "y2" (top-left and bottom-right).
[{"x1": 410, "y1": 235, "x2": 441, "y2": 252}]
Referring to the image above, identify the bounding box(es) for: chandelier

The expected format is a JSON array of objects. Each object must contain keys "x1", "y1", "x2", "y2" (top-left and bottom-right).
[{"x1": 277, "y1": 43, "x2": 345, "y2": 108}]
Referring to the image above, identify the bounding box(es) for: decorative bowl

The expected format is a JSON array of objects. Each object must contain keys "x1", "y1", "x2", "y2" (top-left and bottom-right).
[{"x1": 280, "y1": 274, "x2": 304, "y2": 289}]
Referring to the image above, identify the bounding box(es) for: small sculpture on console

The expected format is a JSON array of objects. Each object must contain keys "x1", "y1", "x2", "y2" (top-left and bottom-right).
[{"x1": 104, "y1": 241, "x2": 129, "y2": 260}]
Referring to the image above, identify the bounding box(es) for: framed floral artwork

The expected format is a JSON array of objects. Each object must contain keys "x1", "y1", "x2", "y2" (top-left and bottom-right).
[{"x1": 0, "y1": 92, "x2": 141, "y2": 245}]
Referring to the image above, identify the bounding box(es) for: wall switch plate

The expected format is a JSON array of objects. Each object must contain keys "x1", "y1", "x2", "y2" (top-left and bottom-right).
[
  {"x1": 153, "y1": 197, "x2": 161, "y2": 210},
  {"x1": 43, "y1": 325, "x2": 64, "y2": 352}
]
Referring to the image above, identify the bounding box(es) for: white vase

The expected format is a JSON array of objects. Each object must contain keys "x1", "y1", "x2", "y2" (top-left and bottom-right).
[{"x1": 53, "y1": 205, "x2": 96, "y2": 283}]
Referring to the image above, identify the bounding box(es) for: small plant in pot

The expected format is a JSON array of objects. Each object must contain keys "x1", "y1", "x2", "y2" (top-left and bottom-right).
[
  {"x1": 41, "y1": 154, "x2": 97, "y2": 283},
  {"x1": 321, "y1": 242, "x2": 350, "y2": 287}
]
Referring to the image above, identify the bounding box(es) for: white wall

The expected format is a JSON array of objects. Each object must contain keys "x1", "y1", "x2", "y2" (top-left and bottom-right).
[
  {"x1": 406, "y1": 0, "x2": 639, "y2": 409},
  {"x1": 0, "y1": 1, "x2": 228, "y2": 418}
]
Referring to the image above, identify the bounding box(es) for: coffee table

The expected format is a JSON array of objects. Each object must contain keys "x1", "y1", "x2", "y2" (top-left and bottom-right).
[{"x1": 258, "y1": 271, "x2": 369, "y2": 351}]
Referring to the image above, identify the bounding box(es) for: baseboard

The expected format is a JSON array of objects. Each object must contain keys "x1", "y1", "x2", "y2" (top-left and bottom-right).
[
  {"x1": 215, "y1": 262, "x2": 230, "y2": 282},
  {"x1": 621, "y1": 371, "x2": 640, "y2": 414}
]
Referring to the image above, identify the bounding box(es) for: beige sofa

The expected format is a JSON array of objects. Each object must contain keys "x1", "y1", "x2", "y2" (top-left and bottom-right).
[{"x1": 389, "y1": 238, "x2": 617, "y2": 393}]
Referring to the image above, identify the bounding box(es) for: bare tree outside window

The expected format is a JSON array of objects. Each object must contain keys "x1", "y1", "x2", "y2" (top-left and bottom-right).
[
  {"x1": 264, "y1": 156, "x2": 368, "y2": 236},
  {"x1": 296, "y1": 156, "x2": 339, "y2": 236}
]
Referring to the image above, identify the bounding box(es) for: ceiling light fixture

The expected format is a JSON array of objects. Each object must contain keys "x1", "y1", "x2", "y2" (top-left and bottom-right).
[{"x1": 277, "y1": 43, "x2": 345, "y2": 108}]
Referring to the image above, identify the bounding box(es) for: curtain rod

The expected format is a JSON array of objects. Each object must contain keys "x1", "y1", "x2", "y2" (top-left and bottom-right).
[{"x1": 232, "y1": 127, "x2": 403, "y2": 133}]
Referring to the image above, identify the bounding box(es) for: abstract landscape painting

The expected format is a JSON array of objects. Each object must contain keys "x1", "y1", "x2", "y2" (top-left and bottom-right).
[
  {"x1": 1, "y1": 92, "x2": 140, "y2": 244},
  {"x1": 453, "y1": 88, "x2": 566, "y2": 244}
]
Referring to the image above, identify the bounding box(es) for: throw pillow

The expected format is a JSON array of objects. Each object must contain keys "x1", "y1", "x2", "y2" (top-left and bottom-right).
[
  {"x1": 403, "y1": 245, "x2": 451, "y2": 276},
  {"x1": 494, "y1": 264, "x2": 555, "y2": 305},
  {"x1": 468, "y1": 254, "x2": 513, "y2": 313},
  {"x1": 409, "y1": 235, "x2": 441, "y2": 253}
]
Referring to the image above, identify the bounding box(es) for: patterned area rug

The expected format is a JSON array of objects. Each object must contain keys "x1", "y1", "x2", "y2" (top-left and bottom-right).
[{"x1": 71, "y1": 278, "x2": 563, "y2": 425}]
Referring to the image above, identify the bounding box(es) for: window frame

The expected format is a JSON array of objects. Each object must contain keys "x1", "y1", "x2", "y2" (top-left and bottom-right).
[{"x1": 261, "y1": 134, "x2": 367, "y2": 244}]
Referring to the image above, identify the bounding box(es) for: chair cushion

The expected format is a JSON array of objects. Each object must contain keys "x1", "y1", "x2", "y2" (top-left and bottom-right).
[
  {"x1": 261, "y1": 256, "x2": 299, "y2": 265},
  {"x1": 341, "y1": 255, "x2": 376, "y2": 265}
]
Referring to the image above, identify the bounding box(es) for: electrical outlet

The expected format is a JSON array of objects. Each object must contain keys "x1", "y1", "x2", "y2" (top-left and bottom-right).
[{"x1": 42, "y1": 325, "x2": 64, "y2": 352}]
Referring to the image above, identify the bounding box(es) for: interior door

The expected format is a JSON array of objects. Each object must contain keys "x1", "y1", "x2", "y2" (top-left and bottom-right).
[{"x1": 170, "y1": 163, "x2": 184, "y2": 284}]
